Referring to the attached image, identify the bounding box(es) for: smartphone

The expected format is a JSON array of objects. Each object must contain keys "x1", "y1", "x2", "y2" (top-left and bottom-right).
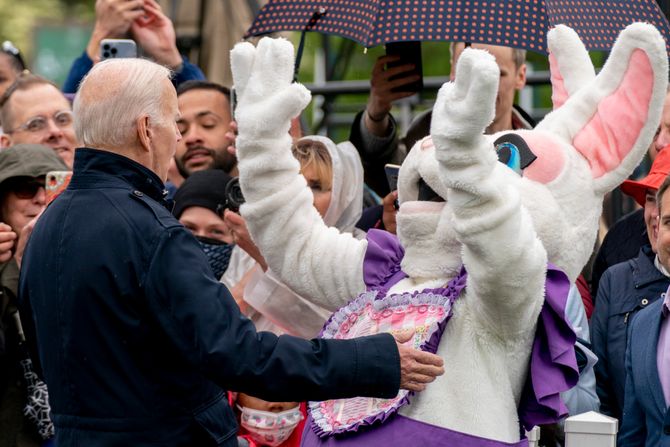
[
  {"x1": 100, "y1": 39, "x2": 137, "y2": 61},
  {"x1": 385, "y1": 163, "x2": 401, "y2": 192},
  {"x1": 46, "y1": 171, "x2": 72, "y2": 205},
  {"x1": 385, "y1": 41, "x2": 423, "y2": 94}
]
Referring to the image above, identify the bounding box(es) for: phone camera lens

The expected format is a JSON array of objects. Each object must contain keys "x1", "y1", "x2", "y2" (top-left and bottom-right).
[
  {"x1": 111, "y1": 48, "x2": 118, "y2": 55},
  {"x1": 103, "y1": 44, "x2": 110, "y2": 50},
  {"x1": 103, "y1": 52, "x2": 110, "y2": 58}
]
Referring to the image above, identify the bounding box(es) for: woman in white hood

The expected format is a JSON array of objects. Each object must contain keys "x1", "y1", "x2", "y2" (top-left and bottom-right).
[{"x1": 222, "y1": 135, "x2": 365, "y2": 337}]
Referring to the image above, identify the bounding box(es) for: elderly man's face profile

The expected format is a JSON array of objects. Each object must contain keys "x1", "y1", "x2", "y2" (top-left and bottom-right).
[{"x1": 151, "y1": 79, "x2": 182, "y2": 182}]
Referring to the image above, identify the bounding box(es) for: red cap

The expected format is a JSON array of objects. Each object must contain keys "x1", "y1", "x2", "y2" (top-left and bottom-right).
[{"x1": 621, "y1": 146, "x2": 670, "y2": 207}]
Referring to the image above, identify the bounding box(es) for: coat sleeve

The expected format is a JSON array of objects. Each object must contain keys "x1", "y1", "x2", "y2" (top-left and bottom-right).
[
  {"x1": 62, "y1": 53, "x2": 204, "y2": 94},
  {"x1": 590, "y1": 270, "x2": 618, "y2": 418},
  {"x1": 62, "y1": 52, "x2": 93, "y2": 93},
  {"x1": 143, "y1": 227, "x2": 400, "y2": 403},
  {"x1": 617, "y1": 318, "x2": 647, "y2": 446},
  {"x1": 348, "y1": 110, "x2": 400, "y2": 197}
]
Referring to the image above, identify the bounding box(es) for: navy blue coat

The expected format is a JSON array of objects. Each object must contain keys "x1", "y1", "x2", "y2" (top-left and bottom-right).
[
  {"x1": 591, "y1": 246, "x2": 669, "y2": 421},
  {"x1": 18, "y1": 148, "x2": 400, "y2": 447},
  {"x1": 619, "y1": 299, "x2": 670, "y2": 446}
]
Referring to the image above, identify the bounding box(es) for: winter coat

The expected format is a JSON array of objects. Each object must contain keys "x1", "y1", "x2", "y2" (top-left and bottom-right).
[
  {"x1": 618, "y1": 299, "x2": 670, "y2": 446},
  {"x1": 590, "y1": 245, "x2": 669, "y2": 421}
]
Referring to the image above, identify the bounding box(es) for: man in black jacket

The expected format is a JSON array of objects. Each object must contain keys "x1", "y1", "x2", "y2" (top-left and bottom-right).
[{"x1": 17, "y1": 58, "x2": 444, "y2": 447}]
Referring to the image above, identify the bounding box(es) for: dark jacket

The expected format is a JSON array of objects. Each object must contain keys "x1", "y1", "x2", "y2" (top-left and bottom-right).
[
  {"x1": 62, "y1": 52, "x2": 205, "y2": 93},
  {"x1": 18, "y1": 148, "x2": 400, "y2": 447},
  {"x1": 591, "y1": 208, "x2": 648, "y2": 299},
  {"x1": 590, "y1": 245, "x2": 669, "y2": 421},
  {"x1": 619, "y1": 299, "x2": 670, "y2": 447}
]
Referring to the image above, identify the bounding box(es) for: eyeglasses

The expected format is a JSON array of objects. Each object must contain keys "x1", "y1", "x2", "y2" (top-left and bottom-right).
[
  {"x1": 5, "y1": 110, "x2": 73, "y2": 134},
  {"x1": 1, "y1": 41, "x2": 26, "y2": 71},
  {"x1": 5, "y1": 177, "x2": 45, "y2": 199}
]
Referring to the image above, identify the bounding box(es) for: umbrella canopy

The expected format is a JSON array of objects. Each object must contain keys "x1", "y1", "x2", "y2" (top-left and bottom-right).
[{"x1": 246, "y1": 0, "x2": 670, "y2": 55}]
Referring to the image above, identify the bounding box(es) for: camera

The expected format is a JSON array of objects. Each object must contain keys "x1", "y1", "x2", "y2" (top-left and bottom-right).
[{"x1": 224, "y1": 177, "x2": 245, "y2": 213}]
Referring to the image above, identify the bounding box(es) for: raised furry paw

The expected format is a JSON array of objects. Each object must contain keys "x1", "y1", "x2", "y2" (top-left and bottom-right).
[
  {"x1": 430, "y1": 48, "x2": 499, "y2": 147},
  {"x1": 230, "y1": 37, "x2": 311, "y2": 140}
]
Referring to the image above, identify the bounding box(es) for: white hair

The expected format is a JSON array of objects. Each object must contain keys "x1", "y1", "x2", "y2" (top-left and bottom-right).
[{"x1": 73, "y1": 58, "x2": 172, "y2": 148}]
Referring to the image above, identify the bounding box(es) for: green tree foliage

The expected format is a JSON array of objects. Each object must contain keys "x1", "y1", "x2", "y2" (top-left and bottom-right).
[{"x1": 0, "y1": 0, "x2": 93, "y2": 59}]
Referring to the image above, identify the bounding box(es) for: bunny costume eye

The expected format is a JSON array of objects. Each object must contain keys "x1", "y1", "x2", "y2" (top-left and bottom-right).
[{"x1": 494, "y1": 133, "x2": 537, "y2": 175}]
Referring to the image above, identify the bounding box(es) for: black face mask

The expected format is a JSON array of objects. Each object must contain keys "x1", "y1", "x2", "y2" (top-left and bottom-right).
[{"x1": 195, "y1": 236, "x2": 234, "y2": 279}]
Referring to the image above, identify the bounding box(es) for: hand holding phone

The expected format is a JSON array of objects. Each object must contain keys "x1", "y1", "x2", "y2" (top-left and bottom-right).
[{"x1": 385, "y1": 41, "x2": 423, "y2": 94}]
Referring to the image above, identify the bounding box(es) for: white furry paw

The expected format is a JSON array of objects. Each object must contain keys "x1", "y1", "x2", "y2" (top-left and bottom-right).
[
  {"x1": 230, "y1": 37, "x2": 311, "y2": 140},
  {"x1": 430, "y1": 48, "x2": 498, "y2": 146}
]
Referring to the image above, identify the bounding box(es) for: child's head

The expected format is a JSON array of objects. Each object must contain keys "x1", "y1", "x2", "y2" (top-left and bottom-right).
[{"x1": 234, "y1": 392, "x2": 303, "y2": 447}]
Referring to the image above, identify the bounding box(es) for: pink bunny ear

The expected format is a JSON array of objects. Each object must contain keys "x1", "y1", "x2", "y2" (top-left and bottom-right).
[
  {"x1": 549, "y1": 53, "x2": 569, "y2": 110},
  {"x1": 547, "y1": 25, "x2": 595, "y2": 110},
  {"x1": 537, "y1": 23, "x2": 668, "y2": 194},
  {"x1": 572, "y1": 49, "x2": 655, "y2": 179}
]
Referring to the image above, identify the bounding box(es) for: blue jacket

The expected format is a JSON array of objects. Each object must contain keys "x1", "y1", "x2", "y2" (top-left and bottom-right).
[
  {"x1": 62, "y1": 52, "x2": 205, "y2": 93},
  {"x1": 18, "y1": 148, "x2": 400, "y2": 446},
  {"x1": 619, "y1": 299, "x2": 670, "y2": 446},
  {"x1": 590, "y1": 246, "x2": 669, "y2": 421}
]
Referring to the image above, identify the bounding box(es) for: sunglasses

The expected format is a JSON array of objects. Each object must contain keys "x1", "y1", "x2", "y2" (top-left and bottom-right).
[{"x1": 5, "y1": 177, "x2": 46, "y2": 199}]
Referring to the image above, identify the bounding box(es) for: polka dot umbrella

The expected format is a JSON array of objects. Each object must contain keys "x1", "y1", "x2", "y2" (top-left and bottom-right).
[{"x1": 246, "y1": 0, "x2": 670, "y2": 56}]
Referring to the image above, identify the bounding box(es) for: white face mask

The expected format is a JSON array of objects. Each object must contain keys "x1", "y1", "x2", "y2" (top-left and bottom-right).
[{"x1": 237, "y1": 405, "x2": 303, "y2": 447}]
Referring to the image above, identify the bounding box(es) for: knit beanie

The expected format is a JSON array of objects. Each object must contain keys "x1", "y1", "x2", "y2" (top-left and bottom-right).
[{"x1": 172, "y1": 169, "x2": 233, "y2": 218}]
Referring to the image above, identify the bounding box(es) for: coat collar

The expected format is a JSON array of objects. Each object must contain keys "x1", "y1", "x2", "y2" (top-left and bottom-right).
[
  {"x1": 70, "y1": 147, "x2": 170, "y2": 207},
  {"x1": 633, "y1": 245, "x2": 668, "y2": 288}
]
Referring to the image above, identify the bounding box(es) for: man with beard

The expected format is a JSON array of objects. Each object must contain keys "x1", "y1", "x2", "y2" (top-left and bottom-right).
[{"x1": 175, "y1": 81, "x2": 237, "y2": 177}]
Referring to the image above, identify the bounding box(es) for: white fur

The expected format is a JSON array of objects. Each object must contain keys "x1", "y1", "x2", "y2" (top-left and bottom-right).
[{"x1": 231, "y1": 23, "x2": 668, "y2": 443}]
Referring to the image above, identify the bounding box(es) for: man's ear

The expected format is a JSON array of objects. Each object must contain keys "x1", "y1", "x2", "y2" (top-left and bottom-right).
[
  {"x1": 136, "y1": 115, "x2": 152, "y2": 152},
  {"x1": 515, "y1": 63, "x2": 527, "y2": 91},
  {"x1": 0, "y1": 133, "x2": 12, "y2": 148}
]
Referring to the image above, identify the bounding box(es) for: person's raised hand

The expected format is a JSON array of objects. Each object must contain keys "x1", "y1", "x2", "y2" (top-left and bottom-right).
[
  {"x1": 431, "y1": 48, "x2": 498, "y2": 161},
  {"x1": 0, "y1": 223, "x2": 17, "y2": 264},
  {"x1": 223, "y1": 210, "x2": 267, "y2": 271},
  {"x1": 394, "y1": 329, "x2": 444, "y2": 392},
  {"x1": 131, "y1": 0, "x2": 182, "y2": 68},
  {"x1": 86, "y1": 0, "x2": 145, "y2": 61},
  {"x1": 365, "y1": 55, "x2": 421, "y2": 132},
  {"x1": 230, "y1": 38, "x2": 311, "y2": 141}
]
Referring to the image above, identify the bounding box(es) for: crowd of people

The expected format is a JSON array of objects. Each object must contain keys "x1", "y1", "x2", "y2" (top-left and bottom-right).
[{"x1": 0, "y1": 1, "x2": 668, "y2": 447}]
